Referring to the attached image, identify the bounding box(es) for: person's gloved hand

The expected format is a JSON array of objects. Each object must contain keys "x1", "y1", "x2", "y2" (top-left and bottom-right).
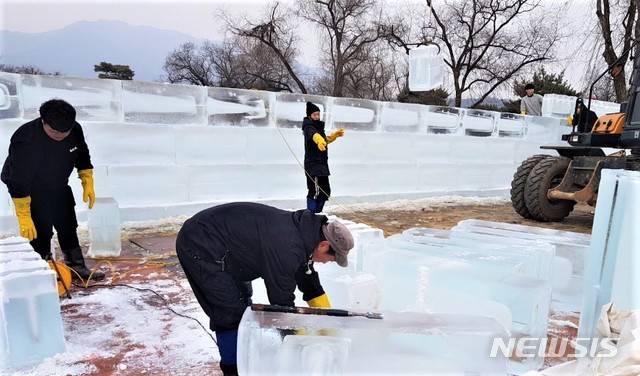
[
  {"x1": 12, "y1": 196, "x2": 37, "y2": 240},
  {"x1": 520, "y1": 110, "x2": 526, "y2": 115},
  {"x1": 78, "y1": 169, "x2": 95, "y2": 209},
  {"x1": 326, "y1": 128, "x2": 345, "y2": 143},
  {"x1": 566, "y1": 115, "x2": 573, "y2": 126},
  {"x1": 307, "y1": 293, "x2": 331, "y2": 308},
  {"x1": 312, "y1": 133, "x2": 327, "y2": 151}
]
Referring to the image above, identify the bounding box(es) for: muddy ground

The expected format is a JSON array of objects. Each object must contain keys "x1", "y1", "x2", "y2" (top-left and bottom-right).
[{"x1": 331, "y1": 202, "x2": 594, "y2": 237}]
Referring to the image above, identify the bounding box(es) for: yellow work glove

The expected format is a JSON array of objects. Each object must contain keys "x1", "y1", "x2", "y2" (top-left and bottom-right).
[
  {"x1": 78, "y1": 169, "x2": 95, "y2": 209},
  {"x1": 566, "y1": 115, "x2": 573, "y2": 126},
  {"x1": 326, "y1": 128, "x2": 345, "y2": 143},
  {"x1": 520, "y1": 110, "x2": 526, "y2": 115},
  {"x1": 307, "y1": 293, "x2": 331, "y2": 308},
  {"x1": 12, "y1": 196, "x2": 37, "y2": 240},
  {"x1": 312, "y1": 133, "x2": 327, "y2": 151}
]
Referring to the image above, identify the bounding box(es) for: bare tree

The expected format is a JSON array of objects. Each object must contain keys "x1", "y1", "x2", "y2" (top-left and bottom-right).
[
  {"x1": 220, "y1": 2, "x2": 308, "y2": 93},
  {"x1": 382, "y1": 0, "x2": 563, "y2": 107},
  {"x1": 595, "y1": 0, "x2": 638, "y2": 102},
  {"x1": 295, "y1": 0, "x2": 385, "y2": 97},
  {"x1": 163, "y1": 42, "x2": 223, "y2": 86},
  {"x1": 0, "y1": 61, "x2": 61, "y2": 75}
]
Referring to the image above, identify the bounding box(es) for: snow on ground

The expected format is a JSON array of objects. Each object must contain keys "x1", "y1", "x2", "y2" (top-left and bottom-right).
[{"x1": 5, "y1": 276, "x2": 218, "y2": 376}]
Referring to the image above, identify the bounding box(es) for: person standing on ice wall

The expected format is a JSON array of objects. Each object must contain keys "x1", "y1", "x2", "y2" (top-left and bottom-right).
[
  {"x1": 1, "y1": 98, "x2": 105, "y2": 281},
  {"x1": 520, "y1": 83, "x2": 544, "y2": 116},
  {"x1": 302, "y1": 101, "x2": 345, "y2": 213},
  {"x1": 175, "y1": 202, "x2": 354, "y2": 376}
]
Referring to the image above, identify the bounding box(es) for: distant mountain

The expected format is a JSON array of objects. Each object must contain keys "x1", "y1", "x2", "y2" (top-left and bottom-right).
[{"x1": 0, "y1": 20, "x2": 211, "y2": 82}]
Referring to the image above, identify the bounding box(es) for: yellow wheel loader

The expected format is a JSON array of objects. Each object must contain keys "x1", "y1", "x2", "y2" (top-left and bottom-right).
[{"x1": 510, "y1": 47, "x2": 640, "y2": 222}]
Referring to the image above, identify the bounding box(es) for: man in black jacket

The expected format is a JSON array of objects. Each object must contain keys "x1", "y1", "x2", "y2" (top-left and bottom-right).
[
  {"x1": 302, "y1": 102, "x2": 345, "y2": 213},
  {"x1": 175, "y1": 202, "x2": 354, "y2": 376},
  {"x1": 571, "y1": 101, "x2": 598, "y2": 133},
  {"x1": 1, "y1": 98, "x2": 105, "y2": 281}
]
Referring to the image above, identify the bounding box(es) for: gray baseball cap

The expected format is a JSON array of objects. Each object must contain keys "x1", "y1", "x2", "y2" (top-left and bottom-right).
[{"x1": 321, "y1": 221, "x2": 355, "y2": 267}]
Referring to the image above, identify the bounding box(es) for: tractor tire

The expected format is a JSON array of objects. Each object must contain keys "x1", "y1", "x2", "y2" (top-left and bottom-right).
[
  {"x1": 524, "y1": 156, "x2": 576, "y2": 222},
  {"x1": 510, "y1": 154, "x2": 549, "y2": 219}
]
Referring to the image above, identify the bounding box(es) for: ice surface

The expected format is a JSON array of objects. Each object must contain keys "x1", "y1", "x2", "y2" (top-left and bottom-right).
[
  {"x1": 379, "y1": 102, "x2": 422, "y2": 133},
  {"x1": 87, "y1": 197, "x2": 122, "y2": 257},
  {"x1": 496, "y1": 112, "x2": 526, "y2": 137},
  {"x1": 122, "y1": 81, "x2": 206, "y2": 125},
  {"x1": 424, "y1": 106, "x2": 462, "y2": 134},
  {"x1": 579, "y1": 169, "x2": 640, "y2": 342},
  {"x1": 462, "y1": 109, "x2": 496, "y2": 136},
  {"x1": 20, "y1": 75, "x2": 122, "y2": 122},
  {"x1": 384, "y1": 233, "x2": 527, "y2": 275},
  {"x1": 206, "y1": 87, "x2": 273, "y2": 127},
  {"x1": 452, "y1": 219, "x2": 590, "y2": 311},
  {"x1": 399, "y1": 228, "x2": 558, "y2": 283},
  {"x1": 238, "y1": 308, "x2": 508, "y2": 375},
  {"x1": 331, "y1": 98, "x2": 379, "y2": 131}
]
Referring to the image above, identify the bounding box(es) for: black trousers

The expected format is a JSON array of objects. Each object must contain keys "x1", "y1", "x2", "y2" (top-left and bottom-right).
[
  {"x1": 306, "y1": 175, "x2": 330, "y2": 201},
  {"x1": 176, "y1": 235, "x2": 252, "y2": 332},
  {"x1": 29, "y1": 186, "x2": 80, "y2": 258}
]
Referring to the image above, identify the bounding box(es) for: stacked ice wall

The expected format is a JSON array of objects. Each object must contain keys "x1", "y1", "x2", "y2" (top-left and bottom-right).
[
  {"x1": 1, "y1": 72, "x2": 572, "y2": 234},
  {"x1": 0, "y1": 237, "x2": 65, "y2": 370}
]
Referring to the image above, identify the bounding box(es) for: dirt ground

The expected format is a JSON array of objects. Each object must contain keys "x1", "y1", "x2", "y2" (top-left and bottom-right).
[{"x1": 333, "y1": 202, "x2": 594, "y2": 237}]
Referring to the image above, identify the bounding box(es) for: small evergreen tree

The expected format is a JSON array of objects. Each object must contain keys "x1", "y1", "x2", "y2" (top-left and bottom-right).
[
  {"x1": 94, "y1": 62, "x2": 135, "y2": 80},
  {"x1": 513, "y1": 68, "x2": 579, "y2": 97},
  {"x1": 397, "y1": 87, "x2": 449, "y2": 106}
]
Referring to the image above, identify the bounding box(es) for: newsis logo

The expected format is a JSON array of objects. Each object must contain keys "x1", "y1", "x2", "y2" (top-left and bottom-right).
[{"x1": 490, "y1": 337, "x2": 617, "y2": 358}]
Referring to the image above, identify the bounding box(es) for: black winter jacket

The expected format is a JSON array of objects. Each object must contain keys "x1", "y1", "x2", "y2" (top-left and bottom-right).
[
  {"x1": 572, "y1": 104, "x2": 598, "y2": 133},
  {"x1": 176, "y1": 202, "x2": 327, "y2": 306},
  {"x1": 302, "y1": 117, "x2": 330, "y2": 176},
  {"x1": 1, "y1": 118, "x2": 92, "y2": 198}
]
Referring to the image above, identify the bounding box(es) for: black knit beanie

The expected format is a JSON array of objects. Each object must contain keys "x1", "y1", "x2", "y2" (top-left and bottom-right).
[{"x1": 306, "y1": 102, "x2": 320, "y2": 117}]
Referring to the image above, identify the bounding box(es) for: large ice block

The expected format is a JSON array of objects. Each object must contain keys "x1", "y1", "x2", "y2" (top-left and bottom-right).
[
  {"x1": 452, "y1": 219, "x2": 590, "y2": 311},
  {"x1": 238, "y1": 308, "x2": 509, "y2": 375},
  {"x1": 387, "y1": 232, "x2": 529, "y2": 276},
  {"x1": 87, "y1": 197, "x2": 122, "y2": 257},
  {"x1": 579, "y1": 169, "x2": 640, "y2": 342},
  {"x1": 0, "y1": 269, "x2": 65, "y2": 370},
  {"x1": 361, "y1": 245, "x2": 551, "y2": 373},
  {"x1": 400, "y1": 227, "x2": 558, "y2": 287},
  {"x1": 408, "y1": 45, "x2": 444, "y2": 91}
]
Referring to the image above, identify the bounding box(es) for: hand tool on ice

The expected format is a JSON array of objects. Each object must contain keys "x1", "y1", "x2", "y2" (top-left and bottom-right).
[{"x1": 251, "y1": 303, "x2": 383, "y2": 319}]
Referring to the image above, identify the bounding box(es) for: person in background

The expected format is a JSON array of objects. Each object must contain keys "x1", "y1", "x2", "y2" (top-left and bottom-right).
[
  {"x1": 302, "y1": 102, "x2": 345, "y2": 213},
  {"x1": 175, "y1": 202, "x2": 354, "y2": 376},
  {"x1": 520, "y1": 83, "x2": 544, "y2": 116},
  {"x1": 1, "y1": 98, "x2": 105, "y2": 281},
  {"x1": 570, "y1": 101, "x2": 598, "y2": 133}
]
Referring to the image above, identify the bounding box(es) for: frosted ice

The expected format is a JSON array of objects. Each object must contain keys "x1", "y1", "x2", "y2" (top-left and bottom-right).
[
  {"x1": 238, "y1": 308, "x2": 509, "y2": 375},
  {"x1": 87, "y1": 197, "x2": 122, "y2": 257},
  {"x1": 452, "y1": 219, "x2": 590, "y2": 311},
  {"x1": 579, "y1": 169, "x2": 640, "y2": 342}
]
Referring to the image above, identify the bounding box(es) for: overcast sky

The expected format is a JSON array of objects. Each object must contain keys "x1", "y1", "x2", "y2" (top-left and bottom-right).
[
  {"x1": 0, "y1": 0, "x2": 274, "y2": 40},
  {"x1": 0, "y1": 0, "x2": 602, "y2": 93}
]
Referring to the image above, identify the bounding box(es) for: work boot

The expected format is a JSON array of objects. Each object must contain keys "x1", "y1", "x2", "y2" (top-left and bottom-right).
[{"x1": 62, "y1": 247, "x2": 105, "y2": 281}]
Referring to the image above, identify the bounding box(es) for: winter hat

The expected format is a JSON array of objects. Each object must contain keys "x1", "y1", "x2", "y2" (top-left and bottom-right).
[
  {"x1": 322, "y1": 221, "x2": 354, "y2": 267},
  {"x1": 524, "y1": 83, "x2": 535, "y2": 90},
  {"x1": 306, "y1": 102, "x2": 321, "y2": 117}
]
